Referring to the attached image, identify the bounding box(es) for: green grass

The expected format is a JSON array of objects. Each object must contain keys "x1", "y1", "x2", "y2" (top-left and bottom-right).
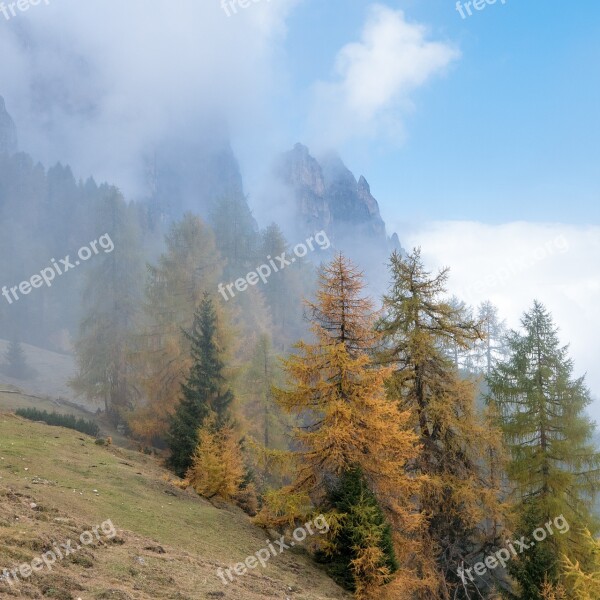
[{"x1": 0, "y1": 412, "x2": 349, "y2": 600}]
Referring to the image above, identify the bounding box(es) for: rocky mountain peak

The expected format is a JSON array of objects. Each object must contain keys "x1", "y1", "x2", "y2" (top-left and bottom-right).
[
  {"x1": 282, "y1": 143, "x2": 326, "y2": 196},
  {"x1": 278, "y1": 144, "x2": 387, "y2": 244},
  {"x1": 357, "y1": 175, "x2": 369, "y2": 192}
]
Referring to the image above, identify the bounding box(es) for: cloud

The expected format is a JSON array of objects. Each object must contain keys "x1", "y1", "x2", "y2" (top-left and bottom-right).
[
  {"x1": 398, "y1": 221, "x2": 600, "y2": 419},
  {"x1": 0, "y1": 0, "x2": 299, "y2": 194},
  {"x1": 308, "y1": 4, "x2": 459, "y2": 147}
]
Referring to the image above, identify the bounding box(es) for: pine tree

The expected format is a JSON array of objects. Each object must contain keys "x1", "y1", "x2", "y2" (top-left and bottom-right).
[
  {"x1": 210, "y1": 195, "x2": 258, "y2": 280},
  {"x1": 261, "y1": 253, "x2": 421, "y2": 599},
  {"x1": 238, "y1": 333, "x2": 291, "y2": 490},
  {"x1": 259, "y1": 223, "x2": 310, "y2": 344},
  {"x1": 167, "y1": 293, "x2": 233, "y2": 476},
  {"x1": 376, "y1": 248, "x2": 506, "y2": 600},
  {"x1": 443, "y1": 296, "x2": 480, "y2": 373},
  {"x1": 128, "y1": 214, "x2": 224, "y2": 443},
  {"x1": 3, "y1": 338, "x2": 32, "y2": 379},
  {"x1": 70, "y1": 190, "x2": 144, "y2": 422},
  {"x1": 487, "y1": 301, "x2": 600, "y2": 597},
  {"x1": 316, "y1": 467, "x2": 400, "y2": 595},
  {"x1": 474, "y1": 301, "x2": 508, "y2": 375}
]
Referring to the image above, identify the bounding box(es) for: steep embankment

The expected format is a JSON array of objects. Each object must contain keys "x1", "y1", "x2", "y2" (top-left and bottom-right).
[{"x1": 0, "y1": 414, "x2": 350, "y2": 600}]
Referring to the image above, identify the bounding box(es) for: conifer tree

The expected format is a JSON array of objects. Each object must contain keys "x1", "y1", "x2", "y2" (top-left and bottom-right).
[
  {"x1": 377, "y1": 248, "x2": 506, "y2": 600},
  {"x1": 562, "y1": 529, "x2": 600, "y2": 599},
  {"x1": 210, "y1": 195, "x2": 258, "y2": 279},
  {"x1": 444, "y1": 296, "x2": 477, "y2": 372},
  {"x1": 187, "y1": 414, "x2": 245, "y2": 501},
  {"x1": 487, "y1": 301, "x2": 600, "y2": 597},
  {"x1": 259, "y1": 223, "x2": 309, "y2": 344},
  {"x1": 167, "y1": 293, "x2": 233, "y2": 476},
  {"x1": 3, "y1": 338, "x2": 32, "y2": 379},
  {"x1": 262, "y1": 253, "x2": 421, "y2": 599},
  {"x1": 316, "y1": 467, "x2": 400, "y2": 596},
  {"x1": 129, "y1": 214, "x2": 224, "y2": 442},
  {"x1": 238, "y1": 333, "x2": 291, "y2": 490},
  {"x1": 70, "y1": 190, "x2": 144, "y2": 422},
  {"x1": 474, "y1": 300, "x2": 508, "y2": 375}
]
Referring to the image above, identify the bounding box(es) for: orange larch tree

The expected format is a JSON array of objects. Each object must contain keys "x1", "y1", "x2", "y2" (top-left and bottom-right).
[{"x1": 260, "y1": 253, "x2": 423, "y2": 599}]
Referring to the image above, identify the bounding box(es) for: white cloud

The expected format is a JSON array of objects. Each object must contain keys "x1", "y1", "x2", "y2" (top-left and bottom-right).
[
  {"x1": 399, "y1": 221, "x2": 600, "y2": 420},
  {"x1": 308, "y1": 5, "x2": 459, "y2": 146},
  {"x1": 0, "y1": 0, "x2": 299, "y2": 194}
]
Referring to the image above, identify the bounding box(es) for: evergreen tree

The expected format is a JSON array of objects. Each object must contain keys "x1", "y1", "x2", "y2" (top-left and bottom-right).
[
  {"x1": 238, "y1": 333, "x2": 291, "y2": 490},
  {"x1": 261, "y1": 253, "x2": 421, "y2": 599},
  {"x1": 444, "y1": 296, "x2": 478, "y2": 372},
  {"x1": 128, "y1": 214, "x2": 224, "y2": 443},
  {"x1": 210, "y1": 195, "x2": 258, "y2": 279},
  {"x1": 167, "y1": 293, "x2": 233, "y2": 476},
  {"x1": 316, "y1": 467, "x2": 399, "y2": 595},
  {"x1": 259, "y1": 223, "x2": 310, "y2": 345},
  {"x1": 474, "y1": 300, "x2": 509, "y2": 375},
  {"x1": 70, "y1": 190, "x2": 144, "y2": 422},
  {"x1": 3, "y1": 338, "x2": 32, "y2": 379},
  {"x1": 377, "y1": 248, "x2": 506, "y2": 600},
  {"x1": 487, "y1": 301, "x2": 600, "y2": 598}
]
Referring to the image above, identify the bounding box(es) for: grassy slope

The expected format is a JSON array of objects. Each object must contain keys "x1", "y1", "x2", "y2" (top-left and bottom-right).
[
  {"x1": 0, "y1": 386, "x2": 91, "y2": 418},
  {"x1": 0, "y1": 386, "x2": 133, "y2": 449},
  {"x1": 0, "y1": 339, "x2": 78, "y2": 402},
  {"x1": 0, "y1": 413, "x2": 350, "y2": 600}
]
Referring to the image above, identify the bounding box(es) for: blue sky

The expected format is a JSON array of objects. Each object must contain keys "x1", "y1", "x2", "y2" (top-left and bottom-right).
[
  {"x1": 269, "y1": 0, "x2": 600, "y2": 415},
  {"x1": 281, "y1": 0, "x2": 600, "y2": 225}
]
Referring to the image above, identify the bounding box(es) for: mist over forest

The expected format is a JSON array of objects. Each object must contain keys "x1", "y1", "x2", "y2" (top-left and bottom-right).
[{"x1": 0, "y1": 2, "x2": 599, "y2": 600}]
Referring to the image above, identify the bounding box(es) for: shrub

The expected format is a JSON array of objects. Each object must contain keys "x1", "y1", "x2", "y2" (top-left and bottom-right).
[{"x1": 15, "y1": 408, "x2": 100, "y2": 437}]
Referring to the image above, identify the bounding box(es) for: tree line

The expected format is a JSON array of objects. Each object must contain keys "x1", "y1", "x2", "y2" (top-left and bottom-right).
[{"x1": 69, "y1": 198, "x2": 600, "y2": 599}]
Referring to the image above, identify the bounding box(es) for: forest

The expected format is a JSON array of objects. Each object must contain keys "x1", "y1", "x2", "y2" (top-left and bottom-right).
[{"x1": 1, "y1": 2, "x2": 598, "y2": 599}]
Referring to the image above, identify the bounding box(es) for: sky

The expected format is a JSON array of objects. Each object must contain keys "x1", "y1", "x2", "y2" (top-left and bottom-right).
[{"x1": 0, "y1": 0, "x2": 598, "y2": 413}]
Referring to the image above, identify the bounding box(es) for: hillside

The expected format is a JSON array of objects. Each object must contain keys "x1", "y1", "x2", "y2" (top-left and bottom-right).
[
  {"x1": 0, "y1": 339, "x2": 78, "y2": 406},
  {"x1": 0, "y1": 413, "x2": 350, "y2": 600}
]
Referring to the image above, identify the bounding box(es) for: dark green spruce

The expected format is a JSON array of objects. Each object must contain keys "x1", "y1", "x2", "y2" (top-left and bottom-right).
[
  {"x1": 316, "y1": 467, "x2": 398, "y2": 592},
  {"x1": 167, "y1": 293, "x2": 233, "y2": 477}
]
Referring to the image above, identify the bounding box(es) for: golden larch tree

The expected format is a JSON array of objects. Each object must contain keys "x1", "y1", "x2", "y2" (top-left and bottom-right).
[
  {"x1": 260, "y1": 253, "x2": 423, "y2": 599},
  {"x1": 377, "y1": 248, "x2": 507, "y2": 599}
]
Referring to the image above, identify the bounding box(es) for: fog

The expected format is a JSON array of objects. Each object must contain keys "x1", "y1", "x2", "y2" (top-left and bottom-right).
[{"x1": 0, "y1": 0, "x2": 300, "y2": 197}]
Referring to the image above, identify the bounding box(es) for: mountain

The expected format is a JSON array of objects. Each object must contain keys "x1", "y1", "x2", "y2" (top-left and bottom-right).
[
  {"x1": 276, "y1": 143, "x2": 401, "y2": 284},
  {"x1": 0, "y1": 96, "x2": 18, "y2": 155},
  {"x1": 277, "y1": 144, "x2": 391, "y2": 246},
  {"x1": 145, "y1": 130, "x2": 246, "y2": 223}
]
